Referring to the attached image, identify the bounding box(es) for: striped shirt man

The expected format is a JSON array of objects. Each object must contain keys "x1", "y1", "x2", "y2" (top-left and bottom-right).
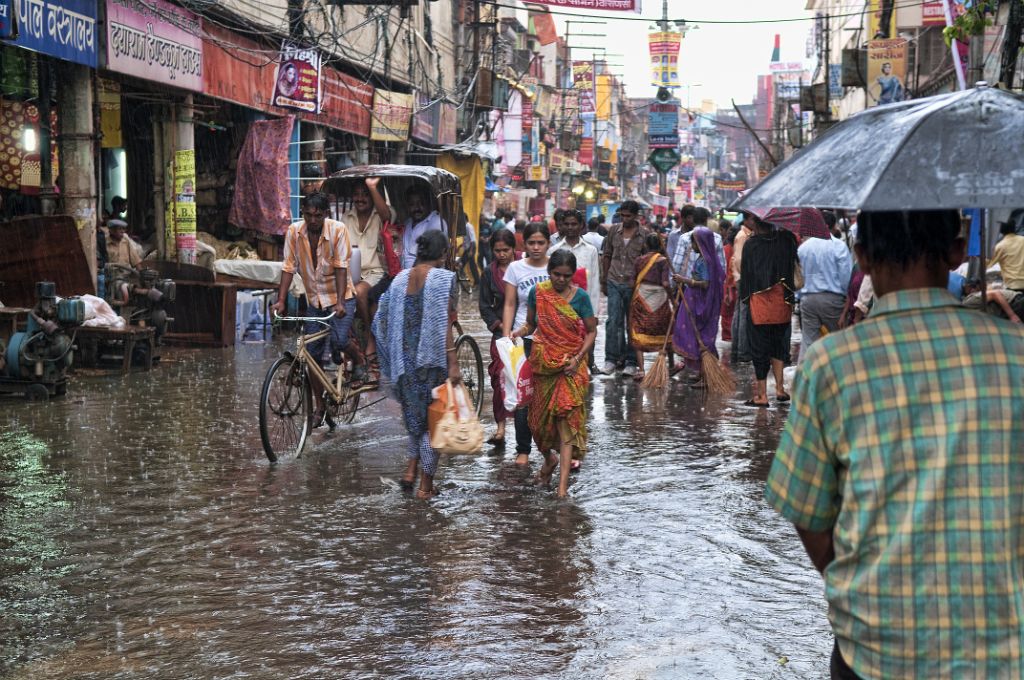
[
  {"x1": 281, "y1": 217, "x2": 354, "y2": 309},
  {"x1": 766, "y1": 288, "x2": 1024, "y2": 678}
]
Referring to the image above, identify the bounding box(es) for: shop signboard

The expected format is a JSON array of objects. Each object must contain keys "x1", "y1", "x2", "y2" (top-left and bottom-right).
[
  {"x1": 0, "y1": 0, "x2": 14, "y2": 38},
  {"x1": 272, "y1": 42, "x2": 322, "y2": 113},
  {"x1": 105, "y1": 0, "x2": 202, "y2": 91},
  {"x1": 305, "y1": 67, "x2": 372, "y2": 136},
  {"x1": 12, "y1": 0, "x2": 98, "y2": 66},
  {"x1": 201, "y1": 20, "x2": 275, "y2": 111},
  {"x1": 518, "y1": 0, "x2": 638, "y2": 10},
  {"x1": 370, "y1": 89, "x2": 412, "y2": 142},
  {"x1": 922, "y1": 1, "x2": 946, "y2": 26},
  {"x1": 716, "y1": 179, "x2": 746, "y2": 191},
  {"x1": 412, "y1": 93, "x2": 438, "y2": 144}
]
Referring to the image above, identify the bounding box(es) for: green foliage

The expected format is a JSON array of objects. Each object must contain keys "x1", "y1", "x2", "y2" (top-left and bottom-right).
[{"x1": 942, "y1": 1, "x2": 998, "y2": 47}]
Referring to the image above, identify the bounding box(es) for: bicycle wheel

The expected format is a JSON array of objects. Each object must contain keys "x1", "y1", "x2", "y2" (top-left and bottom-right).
[
  {"x1": 259, "y1": 355, "x2": 312, "y2": 462},
  {"x1": 455, "y1": 333, "x2": 484, "y2": 415}
]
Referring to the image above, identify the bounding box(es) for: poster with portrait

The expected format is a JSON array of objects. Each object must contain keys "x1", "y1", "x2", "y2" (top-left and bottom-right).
[
  {"x1": 867, "y1": 39, "x2": 907, "y2": 107},
  {"x1": 272, "y1": 42, "x2": 322, "y2": 114},
  {"x1": 648, "y1": 32, "x2": 681, "y2": 87}
]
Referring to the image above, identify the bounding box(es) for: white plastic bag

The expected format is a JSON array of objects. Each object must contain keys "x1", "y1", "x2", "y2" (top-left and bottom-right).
[{"x1": 495, "y1": 337, "x2": 534, "y2": 411}]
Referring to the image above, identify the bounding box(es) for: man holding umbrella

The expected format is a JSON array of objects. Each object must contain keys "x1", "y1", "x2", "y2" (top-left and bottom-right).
[{"x1": 766, "y1": 210, "x2": 1024, "y2": 678}]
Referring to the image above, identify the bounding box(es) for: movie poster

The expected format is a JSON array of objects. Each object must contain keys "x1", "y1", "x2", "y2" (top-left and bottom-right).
[
  {"x1": 272, "y1": 42, "x2": 322, "y2": 113},
  {"x1": 867, "y1": 39, "x2": 907, "y2": 106}
]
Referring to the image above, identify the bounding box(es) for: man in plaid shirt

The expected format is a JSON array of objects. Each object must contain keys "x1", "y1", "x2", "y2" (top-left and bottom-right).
[{"x1": 766, "y1": 210, "x2": 1024, "y2": 679}]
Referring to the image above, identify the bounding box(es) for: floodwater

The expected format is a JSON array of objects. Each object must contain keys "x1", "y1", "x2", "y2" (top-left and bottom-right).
[{"x1": 0, "y1": 299, "x2": 830, "y2": 679}]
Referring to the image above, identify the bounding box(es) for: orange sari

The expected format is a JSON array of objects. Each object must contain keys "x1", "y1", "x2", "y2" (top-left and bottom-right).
[{"x1": 528, "y1": 281, "x2": 590, "y2": 458}]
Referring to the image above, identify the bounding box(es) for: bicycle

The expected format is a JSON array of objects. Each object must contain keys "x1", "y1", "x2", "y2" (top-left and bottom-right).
[{"x1": 259, "y1": 311, "x2": 370, "y2": 462}]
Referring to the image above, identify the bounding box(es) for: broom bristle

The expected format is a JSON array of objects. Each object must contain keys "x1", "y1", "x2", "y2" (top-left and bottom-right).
[
  {"x1": 701, "y1": 351, "x2": 735, "y2": 394},
  {"x1": 642, "y1": 350, "x2": 669, "y2": 389}
]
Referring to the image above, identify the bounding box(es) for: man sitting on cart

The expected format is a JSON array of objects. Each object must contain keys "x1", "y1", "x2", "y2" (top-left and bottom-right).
[
  {"x1": 343, "y1": 176, "x2": 395, "y2": 388},
  {"x1": 273, "y1": 192, "x2": 367, "y2": 425},
  {"x1": 401, "y1": 186, "x2": 447, "y2": 269}
]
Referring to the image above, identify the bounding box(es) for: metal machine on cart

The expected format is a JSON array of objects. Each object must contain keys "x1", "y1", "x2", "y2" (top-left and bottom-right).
[
  {"x1": 105, "y1": 264, "x2": 176, "y2": 342},
  {"x1": 0, "y1": 282, "x2": 84, "y2": 400}
]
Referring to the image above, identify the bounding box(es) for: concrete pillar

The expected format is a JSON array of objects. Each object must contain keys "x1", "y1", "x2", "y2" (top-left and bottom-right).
[
  {"x1": 153, "y1": 111, "x2": 166, "y2": 260},
  {"x1": 56, "y1": 63, "x2": 99, "y2": 284}
]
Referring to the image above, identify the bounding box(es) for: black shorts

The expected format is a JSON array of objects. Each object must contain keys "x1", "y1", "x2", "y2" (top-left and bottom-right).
[{"x1": 368, "y1": 274, "x2": 394, "y2": 305}]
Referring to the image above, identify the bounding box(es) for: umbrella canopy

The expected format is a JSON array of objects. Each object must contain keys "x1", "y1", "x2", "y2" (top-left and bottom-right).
[
  {"x1": 733, "y1": 84, "x2": 1024, "y2": 211},
  {"x1": 747, "y1": 207, "x2": 831, "y2": 240}
]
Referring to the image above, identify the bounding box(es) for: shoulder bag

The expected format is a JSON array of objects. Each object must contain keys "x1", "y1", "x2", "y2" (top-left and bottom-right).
[
  {"x1": 749, "y1": 282, "x2": 793, "y2": 325},
  {"x1": 429, "y1": 380, "x2": 485, "y2": 455}
]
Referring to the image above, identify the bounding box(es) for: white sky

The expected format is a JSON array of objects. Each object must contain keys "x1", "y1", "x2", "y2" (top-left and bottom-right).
[{"x1": 551, "y1": 0, "x2": 815, "y2": 108}]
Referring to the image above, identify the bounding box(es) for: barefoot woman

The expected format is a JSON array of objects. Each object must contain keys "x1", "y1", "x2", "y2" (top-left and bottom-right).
[
  {"x1": 373, "y1": 230, "x2": 462, "y2": 499},
  {"x1": 511, "y1": 250, "x2": 597, "y2": 497}
]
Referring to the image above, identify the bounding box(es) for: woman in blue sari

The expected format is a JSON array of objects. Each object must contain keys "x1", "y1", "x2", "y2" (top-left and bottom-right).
[
  {"x1": 372, "y1": 230, "x2": 462, "y2": 499},
  {"x1": 671, "y1": 226, "x2": 726, "y2": 387}
]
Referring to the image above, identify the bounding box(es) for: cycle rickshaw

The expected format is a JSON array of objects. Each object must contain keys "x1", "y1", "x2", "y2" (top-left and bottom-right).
[{"x1": 258, "y1": 165, "x2": 485, "y2": 462}]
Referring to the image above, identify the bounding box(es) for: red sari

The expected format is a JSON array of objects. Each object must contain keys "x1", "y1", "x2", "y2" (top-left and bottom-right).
[{"x1": 527, "y1": 281, "x2": 590, "y2": 458}]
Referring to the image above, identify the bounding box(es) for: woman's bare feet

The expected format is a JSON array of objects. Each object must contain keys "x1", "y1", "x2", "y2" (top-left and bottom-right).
[
  {"x1": 533, "y1": 458, "x2": 556, "y2": 487},
  {"x1": 515, "y1": 453, "x2": 530, "y2": 465}
]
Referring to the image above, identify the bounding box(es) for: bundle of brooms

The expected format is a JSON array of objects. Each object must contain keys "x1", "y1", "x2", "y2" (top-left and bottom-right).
[{"x1": 641, "y1": 289, "x2": 735, "y2": 394}]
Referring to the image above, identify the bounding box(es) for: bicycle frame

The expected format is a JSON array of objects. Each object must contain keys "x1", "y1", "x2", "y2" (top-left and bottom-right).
[{"x1": 276, "y1": 312, "x2": 347, "y2": 402}]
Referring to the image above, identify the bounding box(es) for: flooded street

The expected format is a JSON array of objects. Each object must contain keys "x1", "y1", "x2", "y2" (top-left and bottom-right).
[{"x1": 1, "y1": 302, "x2": 830, "y2": 679}]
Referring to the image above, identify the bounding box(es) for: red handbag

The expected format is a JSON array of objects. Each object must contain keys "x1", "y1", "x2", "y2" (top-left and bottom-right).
[
  {"x1": 379, "y1": 222, "x2": 403, "y2": 276},
  {"x1": 749, "y1": 283, "x2": 793, "y2": 325}
]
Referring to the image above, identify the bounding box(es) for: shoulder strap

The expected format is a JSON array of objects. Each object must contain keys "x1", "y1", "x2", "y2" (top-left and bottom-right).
[{"x1": 634, "y1": 254, "x2": 659, "y2": 287}]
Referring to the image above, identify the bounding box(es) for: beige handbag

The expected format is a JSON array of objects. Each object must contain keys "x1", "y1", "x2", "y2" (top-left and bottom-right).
[{"x1": 429, "y1": 380, "x2": 484, "y2": 455}]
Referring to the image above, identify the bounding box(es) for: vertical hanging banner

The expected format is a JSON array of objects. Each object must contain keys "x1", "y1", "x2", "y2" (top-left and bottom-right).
[
  {"x1": 370, "y1": 89, "x2": 413, "y2": 142},
  {"x1": 648, "y1": 32, "x2": 681, "y2": 87},
  {"x1": 572, "y1": 62, "x2": 596, "y2": 115},
  {"x1": 531, "y1": 11, "x2": 558, "y2": 45},
  {"x1": 272, "y1": 42, "x2": 322, "y2": 113},
  {"x1": 867, "y1": 39, "x2": 907, "y2": 106}
]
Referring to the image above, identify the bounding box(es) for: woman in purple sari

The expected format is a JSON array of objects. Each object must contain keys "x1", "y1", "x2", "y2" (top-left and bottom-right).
[{"x1": 671, "y1": 226, "x2": 726, "y2": 386}]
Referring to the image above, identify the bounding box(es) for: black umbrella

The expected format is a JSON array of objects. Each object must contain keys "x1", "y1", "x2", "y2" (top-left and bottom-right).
[{"x1": 733, "y1": 84, "x2": 1024, "y2": 211}]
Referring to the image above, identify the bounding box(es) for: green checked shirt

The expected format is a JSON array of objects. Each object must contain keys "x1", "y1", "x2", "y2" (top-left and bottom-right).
[{"x1": 766, "y1": 287, "x2": 1024, "y2": 680}]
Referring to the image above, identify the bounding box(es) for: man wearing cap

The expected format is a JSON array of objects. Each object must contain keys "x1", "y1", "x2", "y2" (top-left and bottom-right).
[
  {"x1": 106, "y1": 219, "x2": 141, "y2": 269},
  {"x1": 990, "y1": 218, "x2": 1024, "y2": 292}
]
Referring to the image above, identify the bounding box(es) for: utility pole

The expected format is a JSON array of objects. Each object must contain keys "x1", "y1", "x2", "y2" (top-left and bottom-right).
[
  {"x1": 658, "y1": 0, "x2": 669, "y2": 199},
  {"x1": 823, "y1": 13, "x2": 832, "y2": 125}
]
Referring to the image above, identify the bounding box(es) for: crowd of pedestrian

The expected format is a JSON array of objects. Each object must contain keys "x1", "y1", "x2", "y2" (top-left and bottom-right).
[{"x1": 273, "y1": 179, "x2": 1024, "y2": 676}]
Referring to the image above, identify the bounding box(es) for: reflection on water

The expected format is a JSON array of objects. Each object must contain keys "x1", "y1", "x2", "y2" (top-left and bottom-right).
[{"x1": 0, "y1": 301, "x2": 829, "y2": 678}]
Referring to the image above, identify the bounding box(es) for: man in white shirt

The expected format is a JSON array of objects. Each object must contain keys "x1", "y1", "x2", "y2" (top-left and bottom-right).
[
  {"x1": 343, "y1": 176, "x2": 395, "y2": 386},
  {"x1": 550, "y1": 208, "x2": 601, "y2": 368},
  {"x1": 582, "y1": 216, "x2": 605, "y2": 253},
  {"x1": 402, "y1": 188, "x2": 447, "y2": 269}
]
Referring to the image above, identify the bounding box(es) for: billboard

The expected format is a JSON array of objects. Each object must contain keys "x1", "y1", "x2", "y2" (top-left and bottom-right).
[{"x1": 647, "y1": 100, "x2": 679, "y2": 149}]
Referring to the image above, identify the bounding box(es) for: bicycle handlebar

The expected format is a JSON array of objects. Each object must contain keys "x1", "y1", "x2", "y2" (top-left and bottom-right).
[{"x1": 272, "y1": 310, "x2": 338, "y2": 324}]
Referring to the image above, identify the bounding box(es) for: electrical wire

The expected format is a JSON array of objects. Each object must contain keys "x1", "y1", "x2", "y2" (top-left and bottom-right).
[{"x1": 489, "y1": 0, "x2": 932, "y2": 25}]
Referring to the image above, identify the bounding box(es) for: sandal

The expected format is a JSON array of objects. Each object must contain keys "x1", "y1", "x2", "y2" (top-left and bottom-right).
[
  {"x1": 415, "y1": 487, "x2": 439, "y2": 500},
  {"x1": 775, "y1": 393, "x2": 791, "y2": 403},
  {"x1": 742, "y1": 398, "x2": 770, "y2": 408},
  {"x1": 569, "y1": 459, "x2": 582, "y2": 474},
  {"x1": 633, "y1": 370, "x2": 645, "y2": 381},
  {"x1": 399, "y1": 478, "x2": 415, "y2": 492},
  {"x1": 486, "y1": 436, "x2": 506, "y2": 447}
]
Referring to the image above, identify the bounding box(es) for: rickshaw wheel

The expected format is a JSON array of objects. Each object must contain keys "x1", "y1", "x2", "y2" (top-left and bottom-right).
[{"x1": 455, "y1": 334, "x2": 484, "y2": 416}]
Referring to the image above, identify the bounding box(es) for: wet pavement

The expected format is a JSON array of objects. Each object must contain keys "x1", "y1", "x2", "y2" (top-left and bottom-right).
[{"x1": 1, "y1": 299, "x2": 830, "y2": 679}]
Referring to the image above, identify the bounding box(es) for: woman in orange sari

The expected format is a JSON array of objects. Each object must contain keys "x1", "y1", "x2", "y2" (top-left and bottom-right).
[
  {"x1": 510, "y1": 250, "x2": 597, "y2": 497},
  {"x1": 629, "y1": 233, "x2": 673, "y2": 381}
]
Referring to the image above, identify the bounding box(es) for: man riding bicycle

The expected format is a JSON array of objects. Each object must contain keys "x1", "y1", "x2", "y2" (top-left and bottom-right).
[{"x1": 273, "y1": 192, "x2": 367, "y2": 425}]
